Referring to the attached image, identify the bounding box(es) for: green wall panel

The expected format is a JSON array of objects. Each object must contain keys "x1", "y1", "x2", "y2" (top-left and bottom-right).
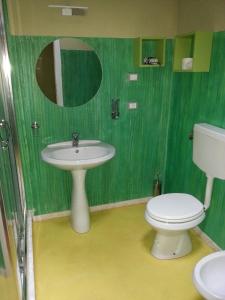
[
  {"x1": 0, "y1": 43, "x2": 17, "y2": 222},
  {"x1": 165, "y1": 32, "x2": 225, "y2": 249},
  {"x1": 8, "y1": 36, "x2": 174, "y2": 215},
  {"x1": 61, "y1": 49, "x2": 102, "y2": 107}
]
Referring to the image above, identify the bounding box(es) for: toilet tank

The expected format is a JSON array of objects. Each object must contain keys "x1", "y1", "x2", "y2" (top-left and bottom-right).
[{"x1": 193, "y1": 123, "x2": 225, "y2": 179}]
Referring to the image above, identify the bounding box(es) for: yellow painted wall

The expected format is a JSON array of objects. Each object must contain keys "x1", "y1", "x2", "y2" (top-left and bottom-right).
[
  {"x1": 6, "y1": 1, "x2": 225, "y2": 38},
  {"x1": 6, "y1": 0, "x2": 178, "y2": 37},
  {"x1": 177, "y1": 0, "x2": 225, "y2": 34}
]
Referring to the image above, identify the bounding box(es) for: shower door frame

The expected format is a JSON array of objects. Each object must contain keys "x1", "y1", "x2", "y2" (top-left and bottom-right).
[{"x1": 0, "y1": 0, "x2": 27, "y2": 298}]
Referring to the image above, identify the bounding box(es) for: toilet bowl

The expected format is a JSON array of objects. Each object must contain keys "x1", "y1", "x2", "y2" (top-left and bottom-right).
[
  {"x1": 145, "y1": 193, "x2": 205, "y2": 259},
  {"x1": 193, "y1": 251, "x2": 225, "y2": 300}
]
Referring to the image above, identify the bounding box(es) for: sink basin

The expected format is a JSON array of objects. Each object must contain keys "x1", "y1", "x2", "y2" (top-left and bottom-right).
[
  {"x1": 193, "y1": 251, "x2": 225, "y2": 300},
  {"x1": 41, "y1": 140, "x2": 115, "y2": 171},
  {"x1": 41, "y1": 140, "x2": 115, "y2": 233}
]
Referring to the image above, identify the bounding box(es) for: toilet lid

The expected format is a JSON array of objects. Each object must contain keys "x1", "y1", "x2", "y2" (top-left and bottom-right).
[{"x1": 146, "y1": 193, "x2": 204, "y2": 223}]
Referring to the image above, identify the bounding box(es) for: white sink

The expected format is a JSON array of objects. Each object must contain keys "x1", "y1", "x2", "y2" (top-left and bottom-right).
[
  {"x1": 41, "y1": 140, "x2": 115, "y2": 171},
  {"x1": 41, "y1": 140, "x2": 115, "y2": 233}
]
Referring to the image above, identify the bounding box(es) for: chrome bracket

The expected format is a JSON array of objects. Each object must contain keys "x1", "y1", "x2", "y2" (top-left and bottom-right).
[{"x1": 0, "y1": 119, "x2": 10, "y2": 150}]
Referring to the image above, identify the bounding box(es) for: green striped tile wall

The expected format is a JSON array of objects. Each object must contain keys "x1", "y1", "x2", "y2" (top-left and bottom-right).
[
  {"x1": 0, "y1": 78, "x2": 15, "y2": 220},
  {"x1": 165, "y1": 31, "x2": 225, "y2": 249},
  {"x1": 8, "y1": 36, "x2": 174, "y2": 215},
  {"x1": 0, "y1": 54, "x2": 16, "y2": 270},
  {"x1": 61, "y1": 50, "x2": 102, "y2": 107}
]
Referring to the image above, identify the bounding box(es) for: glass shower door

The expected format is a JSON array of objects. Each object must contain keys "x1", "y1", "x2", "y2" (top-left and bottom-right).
[{"x1": 0, "y1": 0, "x2": 26, "y2": 299}]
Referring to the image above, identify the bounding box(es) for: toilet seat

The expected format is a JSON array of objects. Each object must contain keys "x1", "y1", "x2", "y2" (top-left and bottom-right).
[{"x1": 146, "y1": 193, "x2": 204, "y2": 224}]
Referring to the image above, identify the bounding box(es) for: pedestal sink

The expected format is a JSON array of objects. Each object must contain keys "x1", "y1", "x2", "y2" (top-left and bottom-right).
[{"x1": 41, "y1": 140, "x2": 115, "y2": 233}]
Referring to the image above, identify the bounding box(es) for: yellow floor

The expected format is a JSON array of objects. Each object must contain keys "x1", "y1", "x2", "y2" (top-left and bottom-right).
[
  {"x1": 0, "y1": 226, "x2": 22, "y2": 300},
  {"x1": 33, "y1": 204, "x2": 213, "y2": 300}
]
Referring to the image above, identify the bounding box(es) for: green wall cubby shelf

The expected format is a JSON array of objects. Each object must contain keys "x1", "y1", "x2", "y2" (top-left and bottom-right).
[
  {"x1": 173, "y1": 31, "x2": 213, "y2": 72},
  {"x1": 134, "y1": 37, "x2": 166, "y2": 67}
]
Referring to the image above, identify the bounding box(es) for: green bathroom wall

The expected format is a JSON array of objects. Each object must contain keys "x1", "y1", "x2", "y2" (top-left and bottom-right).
[
  {"x1": 165, "y1": 31, "x2": 225, "y2": 249},
  {"x1": 0, "y1": 78, "x2": 15, "y2": 220},
  {"x1": 4, "y1": 0, "x2": 225, "y2": 250},
  {"x1": 7, "y1": 35, "x2": 174, "y2": 215},
  {"x1": 61, "y1": 50, "x2": 102, "y2": 107}
]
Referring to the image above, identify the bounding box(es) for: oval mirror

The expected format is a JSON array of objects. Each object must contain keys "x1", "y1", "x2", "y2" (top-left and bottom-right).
[{"x1": 36, "y1": 38, "x2": 102, "y2": 107}]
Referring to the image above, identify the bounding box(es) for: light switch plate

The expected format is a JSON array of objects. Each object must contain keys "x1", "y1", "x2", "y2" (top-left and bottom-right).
[
  {"x1": 128, "y1": 102, "x2": 138, "y2": 109},
  {"x1": 128, "y1": 73, "x2": 138, "y2": 81}
]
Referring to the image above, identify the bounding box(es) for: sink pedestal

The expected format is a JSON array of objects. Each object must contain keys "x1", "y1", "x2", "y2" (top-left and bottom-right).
[{"x1": 71, "y1": 170, "x2": 90, "y2": 233}]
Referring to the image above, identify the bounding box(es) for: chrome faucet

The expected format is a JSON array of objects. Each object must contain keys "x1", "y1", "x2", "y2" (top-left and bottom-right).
[{"x1": 72, "y1": 131, "x2": 79, "y2": 147}]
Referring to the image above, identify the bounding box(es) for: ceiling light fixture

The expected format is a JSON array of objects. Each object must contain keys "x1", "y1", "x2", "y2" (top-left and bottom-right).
[{"x1": 48, "y1": 5, "x2": 88, "y2": 16}]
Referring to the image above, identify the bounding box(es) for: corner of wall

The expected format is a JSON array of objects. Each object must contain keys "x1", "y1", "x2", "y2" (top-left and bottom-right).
[{"x1": 177, "y1": 0, "x2": 225, "y2": 34}]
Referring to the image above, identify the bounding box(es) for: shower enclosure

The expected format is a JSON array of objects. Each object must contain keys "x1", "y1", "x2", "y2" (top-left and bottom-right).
[{"x1": 0, "y1": 1, "x2": 27, "y2": 299}]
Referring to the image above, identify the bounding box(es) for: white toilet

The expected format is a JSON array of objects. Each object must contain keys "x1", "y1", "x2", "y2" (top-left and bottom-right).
[
  {"x1": 193, "y1": 251, "x2": 225, "y2": 300},
  {"x1": 145, "y1": 123, "x2": 225, "y2": 259}
]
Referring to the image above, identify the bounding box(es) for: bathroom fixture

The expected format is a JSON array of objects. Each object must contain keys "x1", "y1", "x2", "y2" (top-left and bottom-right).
[
  {"x1": 145, "y1": 123, "x2": 225, "y2": 259},
  {"x1": 0, "y1": 119, "x2": 10, "y2": 150},
  {"x1": 48, "y1": 5, "x2": 88, "y2": 16},
  {"x1": 41, "y1": 140, "x2": 115, "y2": 170},
  {"x1": 72, "y1": 132, "x2": 79, "y2": 147},
  {"x1": 188, "y1": 131, "x2": 193, "y2": 140},
  {"x1": 31, "y1": 121, "x2": 40, "y2": 137},
  {"x1": 31, "y1": 121, "x2": 40, "y2": 129},
  {"x1": 112, "y1": 99, "x2": 120, "y2": 119},
  {"x1": 193, "y1": 251, "x2": 225, "y2": 300},
  {"x1": 153, "y1": 174, "x2": 161, "y2": 196},
  {"x1": 41, "y1": 140, "x2": 115, "y2": 233}
]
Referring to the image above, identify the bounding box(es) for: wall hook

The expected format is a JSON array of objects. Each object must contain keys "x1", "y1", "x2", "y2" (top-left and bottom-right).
[{"x1": 31, "y1": 121, "x2": 40, "y2": 129}]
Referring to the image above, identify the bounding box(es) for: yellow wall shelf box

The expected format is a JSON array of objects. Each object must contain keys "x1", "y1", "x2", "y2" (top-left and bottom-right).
[
  {"x1": 173, "y1": 31, "x2": 213, "y2": 72},
  {"x1": 134, "y1": 37, "x2": 166, "y2": 67}
]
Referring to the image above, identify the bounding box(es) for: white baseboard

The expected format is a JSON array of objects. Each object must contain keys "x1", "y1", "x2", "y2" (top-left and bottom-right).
[
  {"x1": 27, "y1": 210, "x2": 35, "y2": 300},
  {"x1": 33, "y1": 197, "x2": 150, "y2": 222},
  {"x1": 90, "y1": 197, "x2": 149, "y2": 212},
  {"x1": 33, "y1": 210, "x2": 70, "y2": 221},
  {"x1": 193, "y1": 227, "x2": 221, "y2": 251}
]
